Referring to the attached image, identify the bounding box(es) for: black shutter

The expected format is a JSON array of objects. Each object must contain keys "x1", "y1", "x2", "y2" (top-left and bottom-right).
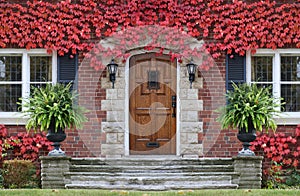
[
  {"x1": 57, "y1": 52, "x2": 78, "y2": 90},
  {"x1": 226, "y1": 54, "x2": 246, "y2": 91}
]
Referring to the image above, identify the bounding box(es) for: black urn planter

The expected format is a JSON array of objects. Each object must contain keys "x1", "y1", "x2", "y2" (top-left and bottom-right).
[
  {"x1": 46, "y1": 121, "x2": 66, "y2": 156},
  {"x1": 237, "y1": 123, "x2": 257, "y2": 156}
]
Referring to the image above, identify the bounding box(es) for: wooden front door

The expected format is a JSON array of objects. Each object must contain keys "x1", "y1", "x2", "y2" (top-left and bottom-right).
[{"x1": 129, "y1": 53, "x2": 177, "y2": 155}]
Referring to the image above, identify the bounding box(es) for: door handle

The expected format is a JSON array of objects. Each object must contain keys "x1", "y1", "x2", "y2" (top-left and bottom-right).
[{"x1": 171, "y1": 95, "x2": 176, "y2": 118}]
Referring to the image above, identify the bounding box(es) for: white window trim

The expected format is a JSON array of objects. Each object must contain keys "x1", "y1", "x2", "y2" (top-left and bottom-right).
[
  {"x1": 246, "y1": 49, "x2": 300, "y2": 125},
  {"x1": 0, "y1": 49, "x2": 57, "y2": 125}
]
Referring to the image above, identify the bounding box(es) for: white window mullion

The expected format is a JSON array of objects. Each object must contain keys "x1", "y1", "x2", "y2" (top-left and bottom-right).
[
  {"x1": 52, "y1": 51, "x2": 57, "y2": 84},
  {"x1": 22, "y1": 52, "x2": 30, "y2": 111},
  {"x1": 273, "y1": 52, "x2": 281, "y2": 98},
  {"x1": 246, "y1": 51, "x2": 251, "y2": 83},
  {"x1": 273, "y1": 52, "x2": 281, "y2": 111}
]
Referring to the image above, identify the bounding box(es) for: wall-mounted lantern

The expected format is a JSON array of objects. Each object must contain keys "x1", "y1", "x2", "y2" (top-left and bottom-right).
[
  {"x1": 186, "y1": 59, "x2": 197, "y2": 89},
  {"x1": 107, "y1": 59, "x2": 118, "y2": 89}
]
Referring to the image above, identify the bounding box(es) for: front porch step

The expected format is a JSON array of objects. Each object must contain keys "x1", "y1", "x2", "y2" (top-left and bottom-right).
[
  {"x1": 70, "y1": 157, "x2": 233, "y2": 166},
  {"x1": 65, "y1": 184, "x2": 238, "y2": 190},
  {"x1": 65, "y1": 157, "x2": 239, "y2": 190},
  {"x1": 69, "y1": 165, "x2": 234, "y2": 173},
  {"x1": 65, "y1": 171, "x2": 239, "y2": 177},
  {"x1": 68, "y1": 175, "x2": 232, "y2": 185}
]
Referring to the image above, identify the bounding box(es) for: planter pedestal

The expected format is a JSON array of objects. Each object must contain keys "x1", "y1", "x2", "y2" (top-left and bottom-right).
[
  {"x1": 48, "y1": 142, "x2": 66, "y2": 156},
  {"x1": 47, "y1": 126, "x2": 66, "y2": 156},
  {"x1": 237, "y1": 127, "x2": 256, "y2": 156}
]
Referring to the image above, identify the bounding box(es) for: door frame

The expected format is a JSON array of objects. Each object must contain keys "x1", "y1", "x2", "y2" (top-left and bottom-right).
[{"x1": 124, "y1": 52, "x2": 181, "y2": 156}]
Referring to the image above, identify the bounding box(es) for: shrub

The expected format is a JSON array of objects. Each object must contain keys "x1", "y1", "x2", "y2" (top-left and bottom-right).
[
  {"x1": 2, "y1": 159, "x2": 38, "y2": 188},
  {"x1": 285, "y1": 169, "x2": 300, "y2": 187},
  {"x1": 0, "y1": 125, "x2": 8, "y2": 159},
  {"x1": 0, "y1": 125, "x2": 52, "y2": 188},
  {"x1": 251, "y1": 125, "x2": 300, "y2": 188},
  {"x1": 4, "y1": 132, "x2": 52, "y2": 162}
]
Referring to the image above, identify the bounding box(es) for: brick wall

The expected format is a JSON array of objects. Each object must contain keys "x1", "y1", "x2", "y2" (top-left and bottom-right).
[{"x1": 197, "y1": 54, "x2": 241, "y2": 157}]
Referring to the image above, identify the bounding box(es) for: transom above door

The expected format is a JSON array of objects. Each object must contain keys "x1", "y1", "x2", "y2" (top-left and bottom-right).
[{"x1": 129, "y1": 53, "x2": 177, "y2": 155}]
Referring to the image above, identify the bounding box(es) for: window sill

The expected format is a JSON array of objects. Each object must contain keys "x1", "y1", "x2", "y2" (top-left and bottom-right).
[
  {"x1": 275, "y1": 112, "x2": 300, "y2": 125},
  {"x1": 0, "y1": 112, "x2": 27, "y2": 125}
]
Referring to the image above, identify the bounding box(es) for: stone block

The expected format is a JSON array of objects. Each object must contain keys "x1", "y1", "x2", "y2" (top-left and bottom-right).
[
  {"x1": 179, "y1": 70, "x2": 202, "y2": 89},
  {"x1": 101, "y1": 122, "x2": 125, "y2": 133},
  {"x1": 101, "y1": 100, "x2": 125, "y2": 111},
  {"x1": 233, "y1": 156, "x2": 263, "y2": 189},
  {"x1": 117, "y1": 67, "x2": 125, "y2": 78},
  {"x1": 179, "y1": 78, "x2": 192, "y2": 89},
  {"x1": 179, "y1": 89, "x2": 199, "y2": 99},
  {"x1": 107, "y1": 111, "x2": 125, "y2": 122},
  {"x1": 180, "y1": 144, "x2": 203, "y2": 156},
  {"x1": 180, "y1": 132, "x2": 188, "y2": 144},
  {"x1": 106, "y1": 89, "x2": 125, "y2": 99},
  {"x1": 182, "y1": 154, "x2": 199, "y2": 159},
  {"x1": 101, "y1": 144, "x2": 124, "y2": 155},
  {"x1": 180, "y1": 132, "x2": 198, "y2": 144},
  {"x1": 180, "y1": 67, "x2": 188, "y2": 78},
  {"x1": 180, "y1": 111, "x2": 198, "y2": 122},
  {"x1": 180, "y1": 122, "x2": 203, "y2": 133},
  {"x1": 234, "y1": 164, "x2": 263, "y2": 170},
  {"x1": 106, "y1": 132, "x2": 124, "y2": 144},
  {"x1": 193, "y1": 77, "x2": 203, "y2": 89},
  {"x1": 101, "y1": 77, "x2": 125, "y2": 89},
  {"x1": 117, "y1": 132, "x2": 125, "y2": 143},
  {"x1": 40, "y1": 156, "x2": 70, "y2": 189},
  {"x1": 181, "y1": 100, "x2": 203, "y2": 111},
  {"x1": 106, "y1": 133, "x2": 118, "y2": 144},
  {"x1": 105, "y1": 154, "x2": 122, "y2": 159}
]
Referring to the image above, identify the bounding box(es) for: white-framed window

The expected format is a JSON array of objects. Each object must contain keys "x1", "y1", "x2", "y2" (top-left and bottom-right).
[
  {"x1": 246, "y1": 49, "x2": 300, "y2": 125},
  {"x1": 0, "y1": 49, "x2": 57, "y2": 125}
]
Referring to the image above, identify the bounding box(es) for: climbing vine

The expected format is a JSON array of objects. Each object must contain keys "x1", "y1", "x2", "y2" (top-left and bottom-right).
[{"x1": 0, "y1": 0, "x2": 300, "y2": 69}]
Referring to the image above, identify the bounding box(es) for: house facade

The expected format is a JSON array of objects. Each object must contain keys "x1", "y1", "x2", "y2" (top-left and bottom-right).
[{"x1": 0, "y1": 0, "x2": 299, "y2": 159}]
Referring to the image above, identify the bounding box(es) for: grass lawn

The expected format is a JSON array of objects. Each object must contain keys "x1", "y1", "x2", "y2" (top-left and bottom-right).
[{"x1": 0, "y1": 189, "x2": 299, "y2": 196}]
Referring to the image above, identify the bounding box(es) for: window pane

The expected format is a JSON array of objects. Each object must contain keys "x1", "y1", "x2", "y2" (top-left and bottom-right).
[
  {"x1": 251, "y1": 56, "x2": 273, "y2": 82},
  {"x1": 30, "y1": 56, "x2": 52, "y2": 82},
  {"x1": 281, "y1": 84, "x2": 300, "y2": 112},
  {"x1": 281, "y1": 56, "x2": 300, "y2": 81},
  {"x1": 0, "y1": 56, "x2": 22, "y2": 81},
  {"x1": 0, "y1": 84, "x2": 22, "y2": 112}
]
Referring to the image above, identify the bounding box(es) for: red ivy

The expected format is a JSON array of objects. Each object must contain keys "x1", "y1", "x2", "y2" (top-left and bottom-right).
[
  {"x1": 0, "y1": 125, "x2": 52, "y2": 162},
  {"x1": 251, "y1": 125, "x2": 300, "y2": 168},
  {"x1": 0, "y1": 0, "x2": 300, "y2": 70},
  {"x1": 0, "y1": 124, "x2": 7, "y2": 158}
]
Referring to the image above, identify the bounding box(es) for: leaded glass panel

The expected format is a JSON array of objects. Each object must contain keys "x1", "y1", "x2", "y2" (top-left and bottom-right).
[
  {"x1": 0, "y1": 56, "x2": 22, "y2": 81},
  {"x1": 281, "y1": 84, "x2": 300, "y2": 112},
  {"x1": 30, "y1": 56, "x2": 52, "y2": 82},
  {"x1": 251, "y1": 56, "x2": 273, "y2": 82},
  {"x1": 0, "y1": 84, "x2": 21, "y2": 112}
]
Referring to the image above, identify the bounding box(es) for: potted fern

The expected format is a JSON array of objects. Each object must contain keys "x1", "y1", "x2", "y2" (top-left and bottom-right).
[
  {"x1": 217, "y1": 82, "x2": 281, "y2": 156},
  {"x1": 22, "y1": 82, "x2": 87, "y2": 156}
]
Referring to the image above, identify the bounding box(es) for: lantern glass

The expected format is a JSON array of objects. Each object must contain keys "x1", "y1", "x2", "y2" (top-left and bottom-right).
[
  {"x1": 107, "y1": 59, "x2": 118, "y2": 74},
  {"x1": 186, "y1": 62, "x2": 196, "y2": 74}
]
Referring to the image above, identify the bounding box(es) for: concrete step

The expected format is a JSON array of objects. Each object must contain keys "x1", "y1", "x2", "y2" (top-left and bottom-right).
[
  {"x1": 68, "y1": 175, "x2": 232, "y2": 185},
  {"x1": 70, "y1": 157, "x2": 233, "y2": 166},
  {"x1": 65, "y1": 183, "x2": 239, "y2": 190},
  {"x1": 65, "y1": 157, "x2": 239, "y2": 190},
  {"x1": 65, "y1": 171, "x2": 239, "y2": 177},
  {"x1": 69, "y1": 164, "x2": 234, "y2": 173}
]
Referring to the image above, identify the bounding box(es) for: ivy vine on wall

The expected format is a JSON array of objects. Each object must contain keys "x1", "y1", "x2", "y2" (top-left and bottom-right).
[{"x1": 0, "y1": 0, "x2": 300, "y2": 69}]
